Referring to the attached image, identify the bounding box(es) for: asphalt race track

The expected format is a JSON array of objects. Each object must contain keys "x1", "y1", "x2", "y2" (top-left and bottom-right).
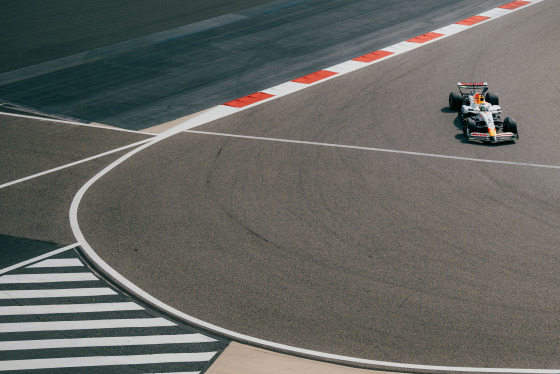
[
  {"x1": 73, "y1": 0, "x2": 560, "y2": 370},
  {"x1": 2, "y1": 0, "x2": 560, "y2": 372}
]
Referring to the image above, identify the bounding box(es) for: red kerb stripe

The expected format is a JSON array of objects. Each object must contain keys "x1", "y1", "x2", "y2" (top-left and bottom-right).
[
  {"x1": 406, "y1": 32, "x2": 444, "y2": 43},
  {"x1": 292, "y1": 70, "x2": 338, "y2": 84},
  {"x1": 499, "y1": 1, "x2": 531, "y2": 10},
  {"x1": 224, "y1": 92, "x2": 275, "y2": 108},
  {"x1": 352, "y1": 50, "x2": 394, "y2": 63},
  {"x1": 455, "y1": 15, "x2": 491, "y2": 26}
]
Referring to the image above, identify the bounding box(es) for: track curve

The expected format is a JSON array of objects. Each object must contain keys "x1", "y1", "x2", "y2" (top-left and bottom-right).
[{"x1": 75, "y1": 1, "x2": 560, "y2": 370}]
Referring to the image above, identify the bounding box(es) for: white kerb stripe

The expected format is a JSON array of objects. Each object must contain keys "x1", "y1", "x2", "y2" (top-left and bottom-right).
[
  {"x1": 0, "y1": 352, "x2": 217, "y2": 371},
  {"x1": 0, "y1": 302, "x2": 143, "y2": 315},
  {"x1": 0, "y1": 272, "x2": 97, "y2": 283},
  {"x1": 27, "y1": 258, "x2": 83, "y2": 268},
  {"x1": 0, "y1": 287, "x2": 117, "y2": 299},
  {"x1": 0, "y1": 318, "x2": 175, "y2": 333},
  {"x1": 0, "y1": 333, "x2": 216, "y2": 351}
]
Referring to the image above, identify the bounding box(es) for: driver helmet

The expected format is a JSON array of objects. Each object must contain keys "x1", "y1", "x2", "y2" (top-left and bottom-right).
[{"x1": 474, "y1": 93, "x2": 485, "y2": 105}]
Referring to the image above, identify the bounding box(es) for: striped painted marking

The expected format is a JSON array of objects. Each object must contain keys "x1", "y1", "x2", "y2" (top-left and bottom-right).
[
  {"x1": 0, "y1": 244, "x2": 77, "y2": 275},
  {"x1": 0, "y1": 272, "x2": 98, "y2": 283},
  {"x1": 0, "y1": 302, "x2": 143, "y2": 316},
  {"x1": 0, "y1": 352, "x2": 217, "y2": 371},
  {"x1": 0, "y1": 334, "x2": 216, "y2": 351},
  {"x1": 27, "y1": 258, "x2": 83, "y2": 268},
  {"x1": 0, "y1": 317, "x2": 175, "y2": 333},
  {"x1": 0, "y1": 287, "x2": 117, "y2": 299}
]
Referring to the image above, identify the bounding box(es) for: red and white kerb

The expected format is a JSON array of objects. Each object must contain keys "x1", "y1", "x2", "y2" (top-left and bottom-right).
[{"x1": 211, "y1": 2, "x2": 541, "y2": 115}]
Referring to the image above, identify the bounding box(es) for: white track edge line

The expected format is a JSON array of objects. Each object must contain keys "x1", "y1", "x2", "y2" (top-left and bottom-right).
[
  {"x1": 184, "y1": 130, "x2": 560, "y2": 170},
  {"x1": 183, "y1": 130, "x2": 560, "y2": 169},
  {"x1": 0, "y1": 111, "x2": 155, "y2": 135},
  {"x1": 69, "y1": 1, "x2": 557, "y2": 372}
]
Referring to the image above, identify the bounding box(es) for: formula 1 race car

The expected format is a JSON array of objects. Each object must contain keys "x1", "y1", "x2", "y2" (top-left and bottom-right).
[{"x1": 449, "y1": 82, "x2": 518, "y2": 143}]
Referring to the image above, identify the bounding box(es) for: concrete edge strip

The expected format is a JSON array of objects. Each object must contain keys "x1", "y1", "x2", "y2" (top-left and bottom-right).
[{"x1": 69, "y1": 1, "x2": 557, "y2": 372}]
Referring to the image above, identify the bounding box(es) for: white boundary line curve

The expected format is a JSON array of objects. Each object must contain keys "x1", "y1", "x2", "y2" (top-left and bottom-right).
[{"x1": 69, "y1": 1, "x2": 558, "y2": 372}]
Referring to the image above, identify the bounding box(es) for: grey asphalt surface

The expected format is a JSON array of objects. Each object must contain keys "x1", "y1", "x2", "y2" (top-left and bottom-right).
[
  {"x1": 1, "y1": 0, "x2": 511, "y2": 130},
  {"x1": 0, "y1": 117, "x2": 151, "y2": 245},
  {"x1": 76, "y1": 0, "x2": 560, "y2": 370}
]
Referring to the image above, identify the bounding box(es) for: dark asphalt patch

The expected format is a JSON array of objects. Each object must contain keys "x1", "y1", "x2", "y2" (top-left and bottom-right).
[{"x1": 0, "y1": 234, "x2": 60, "y2": 270}]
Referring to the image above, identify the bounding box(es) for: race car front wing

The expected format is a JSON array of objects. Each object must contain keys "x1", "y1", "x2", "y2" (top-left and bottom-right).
[{"x1": 469, "y1": 132, "x2": 518, "y2": 142}]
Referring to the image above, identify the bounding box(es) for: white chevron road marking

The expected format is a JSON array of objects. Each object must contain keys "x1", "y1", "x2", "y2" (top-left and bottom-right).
[
  {"x1": 27, "y1": 258, "x2": 84, "y2": 268},
  {"x1": 0, "y1": 333, "x2": 216, "y2": 351},
  {"x1": 0, "y1": 302, "x2": 143, "y2": 316},
  {"x1": 0, "y1": 272, "x2": 98, "y2": 283},
  {"x1": 0, "y1": 317, "x2": 176, "y2": 333},
  {"x1": 0, "y1": 352, "x2": 217, "y2": 371},
  {"x1": 0, "y1": 287, "x2": 117, "y2": 299}
]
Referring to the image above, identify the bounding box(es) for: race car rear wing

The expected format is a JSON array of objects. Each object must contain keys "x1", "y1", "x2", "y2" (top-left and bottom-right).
[{"x1": 457, "y1": 82, "x2": 488, "y2": 95}]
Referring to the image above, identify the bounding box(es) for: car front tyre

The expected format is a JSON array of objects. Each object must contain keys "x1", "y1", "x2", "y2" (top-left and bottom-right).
[
  {"x1": 504, "y1": 117, "x2": 518, "y2": 138},
  {"x1": 449, "y1": 92, "x2": 463, "y2": 111},
  {"x1": 465, "y1": 118, "x2": 476, "y2": 138}
]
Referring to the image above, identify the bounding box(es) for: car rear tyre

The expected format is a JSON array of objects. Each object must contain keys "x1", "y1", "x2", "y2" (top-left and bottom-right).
[
  {"x1": 449, "y1": 92, "x2": 463, "y2": 111},
  {"x1": 486, "y1": 91, "x2": 499, "y2": 105}
]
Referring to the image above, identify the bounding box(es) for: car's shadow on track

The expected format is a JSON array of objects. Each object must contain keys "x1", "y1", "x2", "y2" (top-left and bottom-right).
[{"x1": 441, "y1": 106, "x2": 514, "y2": 146}]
